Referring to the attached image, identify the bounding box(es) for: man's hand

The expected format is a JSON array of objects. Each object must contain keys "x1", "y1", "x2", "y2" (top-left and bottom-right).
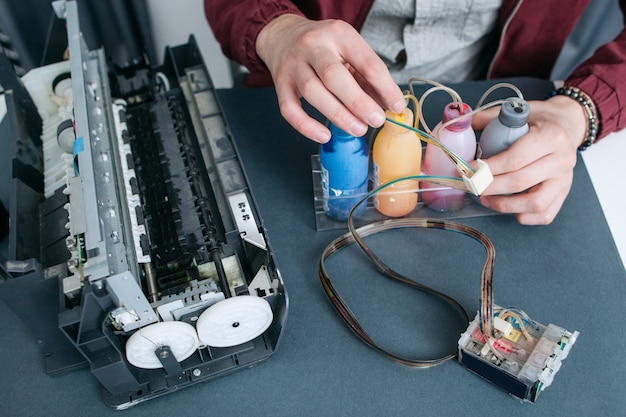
[
  {"x1": 256, "y1": 14, "x2": 406, "y2": 143},
  {"x1": 472, "y1": 95, "x2": 587, "y2": 225}
]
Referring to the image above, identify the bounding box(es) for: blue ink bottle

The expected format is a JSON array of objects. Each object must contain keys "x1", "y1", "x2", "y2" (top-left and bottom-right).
[{"x1": 319, "y1": 123, "x2": 369, "y2": 221}]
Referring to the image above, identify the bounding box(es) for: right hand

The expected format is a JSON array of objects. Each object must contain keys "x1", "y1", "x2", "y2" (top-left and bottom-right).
[{"x1": 255, "y1": 14, "x2": 406, "y2": 143}]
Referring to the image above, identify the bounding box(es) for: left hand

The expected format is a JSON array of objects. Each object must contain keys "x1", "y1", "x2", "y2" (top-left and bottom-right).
[{"x1": 472, "y1": 95, "x2": 587, "y2": 225}]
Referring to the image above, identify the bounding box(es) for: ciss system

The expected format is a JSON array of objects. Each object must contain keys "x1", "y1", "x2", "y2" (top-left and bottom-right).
[
  {"x1": 0, "y1": 0, "x2": 287, "y2": 409},
  {"x1": 0, "y1": 0, "x2": 580, "y2": 409}
]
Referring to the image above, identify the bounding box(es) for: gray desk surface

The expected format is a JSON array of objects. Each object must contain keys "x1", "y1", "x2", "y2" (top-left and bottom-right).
[{"x1": 1, "y1": 79, "x2": 625, "y2": 416}]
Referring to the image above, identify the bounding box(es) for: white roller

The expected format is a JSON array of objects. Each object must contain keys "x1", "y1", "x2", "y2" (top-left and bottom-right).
[
  {"x1": 125, "y1": 321, "x2": 199, "y2": 369},
  {"x1": 196, "y1": 295, "x2": 273, "y2": 348}
]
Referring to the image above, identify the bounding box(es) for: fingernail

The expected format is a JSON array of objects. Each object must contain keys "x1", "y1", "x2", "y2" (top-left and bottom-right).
[
  {"x1": 350, "y1": 120, "x2": 368, "y2": 137},
  {"x1": 368, "y1": 111, "x2": 385, "y2": 127},
  {"x1": 480, "y1": 197, "x2": 491, "y2": 208},
  {"x1": 391, "y1": 99, "x2": 406, "y2": 114},
  {"x1": 315, "y1": 129, "x2": 331, "y2": 143}
]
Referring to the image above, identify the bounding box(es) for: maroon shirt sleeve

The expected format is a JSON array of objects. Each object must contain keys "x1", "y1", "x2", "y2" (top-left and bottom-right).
[
  {"x1": 205, "y1": 1, "x2": 304, "y2": 86},
  {"x1": 565, "y1": 8, "x2": 626, "y2": 139},
  {"x1": 492, "y1": 0, "x2": 626, "y2": 139},
  {"x1": 204, "y1": 0, "x2": 374, "y2": 87}
]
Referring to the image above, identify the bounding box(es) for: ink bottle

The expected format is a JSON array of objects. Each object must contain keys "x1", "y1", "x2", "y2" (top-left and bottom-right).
[
  {"x1": 319, "y1": 123, "x2": 369, "y2": 221},
  {"x1": 477, "y1": 98, "x2": 529, "y2": 159},
  {"x1": 372, "y1": 108, "x2": 422, "y2": 217},
  {"x1": 422, "y1": 102, "x2": 476, "y2": 212}
]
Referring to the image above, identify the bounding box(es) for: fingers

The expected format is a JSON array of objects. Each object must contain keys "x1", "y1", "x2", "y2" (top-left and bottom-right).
[
  {"x1": 274, "y1": 76, "x2": 333, "y2": 143},
  {"x1": 476, "y1": 115, "x2": 578, "y2": 225},
  {"x1": 301, "y1": 54, "x2": 383, "y2": 136},
  {"x1": 299, "y1": 21, "x2": 404, "y2": 137},
  {"x1": 480, "y1": 178, "x2": 572, "y2": 225},
  {"x1": 275, "y1": 60, "x2": 377, "y2": 143},
  {"x1": 336, "y1": 33, "x2": 406, "y2": 114},
  {"x1": 480, "y1": 144, "x2": 553, "y2": 196},
  {"x1": 481, "y1": 122, "x2": 575, "y2": 190},
  {"x1": 257, "y1": 16, "x2": 405, "y2": 142}
]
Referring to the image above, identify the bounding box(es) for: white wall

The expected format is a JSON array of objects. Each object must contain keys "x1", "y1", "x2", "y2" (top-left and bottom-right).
[{"x1": 146, "y1": 0, "x2": 233, "y2": 88}]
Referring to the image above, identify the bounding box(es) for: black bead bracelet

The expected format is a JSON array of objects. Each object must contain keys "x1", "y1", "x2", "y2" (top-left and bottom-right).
[{"x1": 549, "y1": 86, "x2": 600, "y2": 151}]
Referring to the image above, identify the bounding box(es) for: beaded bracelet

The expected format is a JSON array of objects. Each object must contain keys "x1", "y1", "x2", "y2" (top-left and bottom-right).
[{"x1": 549, "y1": 86, "x2": 600, "y2": 151}]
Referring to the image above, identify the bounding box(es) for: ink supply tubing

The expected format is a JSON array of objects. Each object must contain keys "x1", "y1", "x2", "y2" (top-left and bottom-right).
[
  {"x1": 422, "y1": 102, "x2": 476, "y2": 212},
  {"x1": 319, "y1": 123, "x2": 369, "y2": 221},
  {"x1": 372, "y1": 108, "x2": 422, "y2": 217},
  {"x1": 477, "y1": 98, "x2": 529, "y2": 159}
]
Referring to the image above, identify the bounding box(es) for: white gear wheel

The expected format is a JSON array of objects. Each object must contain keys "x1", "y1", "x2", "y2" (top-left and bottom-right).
[
  {"x1": 125, "y1": 321, "x2": 199, "y2": 369},
  {"x1": 196, "y1": 295, "x2": 273, "y2": 348}
]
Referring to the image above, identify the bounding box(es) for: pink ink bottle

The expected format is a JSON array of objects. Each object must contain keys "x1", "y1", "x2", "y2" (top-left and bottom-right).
[{"x1": 422, "y1": 102, "x2": 476, "y2": 212}]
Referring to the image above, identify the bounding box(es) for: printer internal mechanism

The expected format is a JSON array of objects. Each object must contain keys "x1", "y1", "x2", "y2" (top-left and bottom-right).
[{"x1": 1, "y1": 0, "x2": 287, "y2": 409}]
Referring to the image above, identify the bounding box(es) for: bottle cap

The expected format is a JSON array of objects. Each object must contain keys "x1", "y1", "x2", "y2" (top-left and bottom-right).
[
  {"x1": 383, "y1": 108, "x2": 414, "y2": 133},
  {"x1": 442, "y1": 102, "x2": 472, "y2": 132},
  {"x1": 330, "y1": 122, "x2": 359, "y2": 141},
  {"x1": 499, "y1": 99, "x2": 530, "y2": 128}
]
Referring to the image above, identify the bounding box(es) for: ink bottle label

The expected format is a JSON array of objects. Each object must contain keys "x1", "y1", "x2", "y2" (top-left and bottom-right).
[{"x1": 321, "y1": 165, "x2": 330, "y2": 212}]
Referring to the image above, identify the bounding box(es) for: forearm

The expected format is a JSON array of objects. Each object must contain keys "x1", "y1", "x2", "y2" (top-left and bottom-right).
[{"x1": 204, "y1": 0, "x2": 304, "y2": 85}]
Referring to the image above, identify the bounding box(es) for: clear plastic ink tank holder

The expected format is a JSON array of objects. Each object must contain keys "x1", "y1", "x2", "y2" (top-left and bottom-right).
[
  {"x1": 312, "y1": 80, "x2": 523, "y2": 231},
  {"x1": 312, "y1": 154, "x2": 495, "y2": 231}
]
